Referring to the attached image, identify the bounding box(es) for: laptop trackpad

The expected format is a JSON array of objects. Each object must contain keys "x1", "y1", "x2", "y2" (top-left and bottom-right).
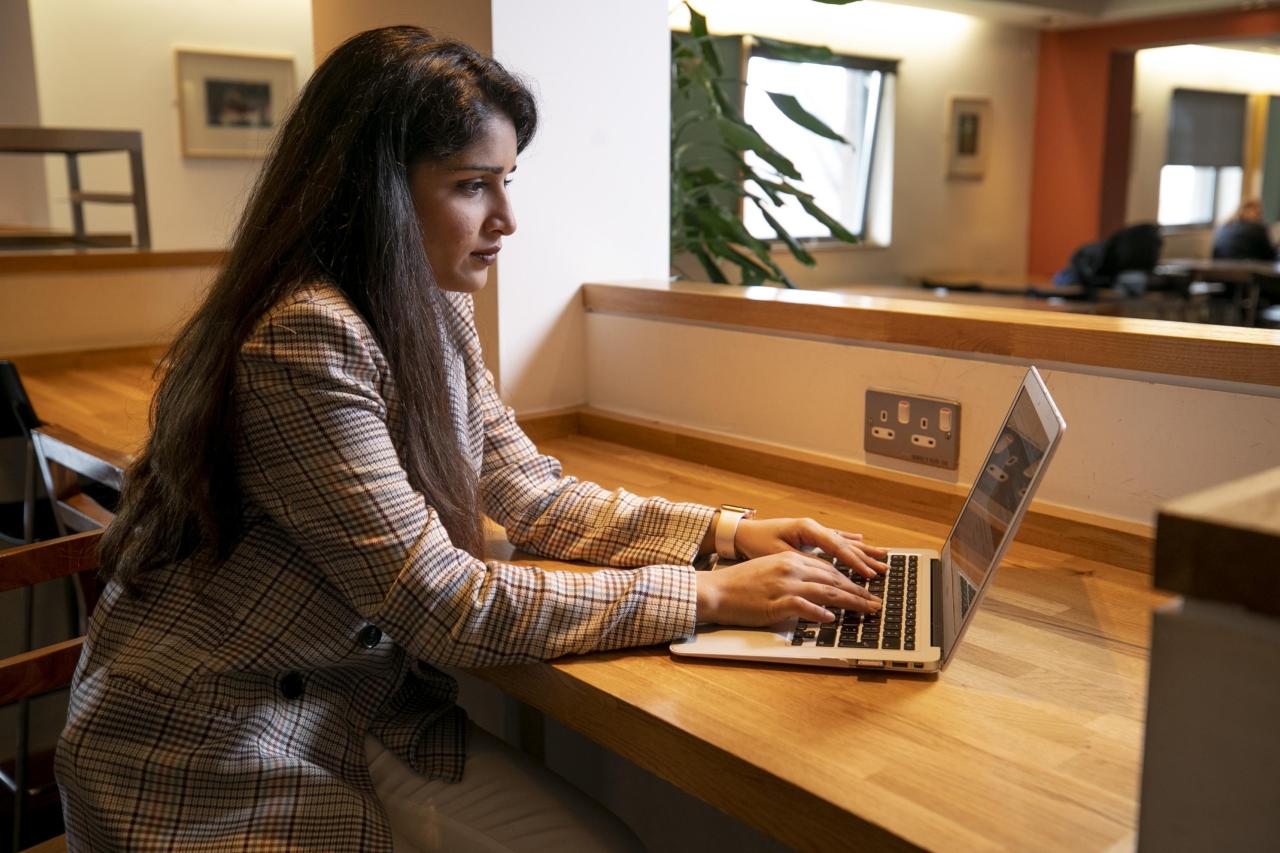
[{"x1": 679, "y1": 621, "x2": 794, "y2": 650}]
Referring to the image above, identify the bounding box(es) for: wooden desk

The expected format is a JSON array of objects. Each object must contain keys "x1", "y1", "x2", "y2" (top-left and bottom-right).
[
  {"x1": 1158, "y1": 258, "x2": 1280, "y2": 326},
  {"x1": 9, "y1": 346, "x2": 1167, "y2": 850},
  {"x1": 9, "y1": 345, "x2": 163, "y2": 471},
  {"x1": 474, "y1": 437, "x2": 1166, "y2": 851}
]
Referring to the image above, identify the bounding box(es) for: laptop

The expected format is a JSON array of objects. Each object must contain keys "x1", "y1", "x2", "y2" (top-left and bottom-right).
[{"x1": 670, "y1": 366, "x2": 1066, "y2": 673}]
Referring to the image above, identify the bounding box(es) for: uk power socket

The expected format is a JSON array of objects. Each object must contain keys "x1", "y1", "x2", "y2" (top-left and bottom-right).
[{"x1": 864, "y1": 390, "x2": 960, "y2": 470}]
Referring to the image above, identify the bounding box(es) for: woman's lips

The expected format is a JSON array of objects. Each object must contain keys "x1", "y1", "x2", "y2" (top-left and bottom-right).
[{"x1": 471, "y1": 247, "x2": 500, "y2": 265}]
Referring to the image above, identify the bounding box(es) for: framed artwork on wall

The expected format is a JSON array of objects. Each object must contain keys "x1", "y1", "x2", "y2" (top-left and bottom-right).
[
  {"x1": 947, "y1": 96, "x2": 992, "y2": 180},
  {"x1": 175, "y1": 48, "x2": 296, "y2": 158}
]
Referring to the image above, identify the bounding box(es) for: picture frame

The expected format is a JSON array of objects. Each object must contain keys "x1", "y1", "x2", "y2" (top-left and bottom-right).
[
  {"x1": 175, "y1": 48, "x2": 296, "y2": 159},
  {"x1": 947, "y1": 96, "x2": 992, "y2": 180}
]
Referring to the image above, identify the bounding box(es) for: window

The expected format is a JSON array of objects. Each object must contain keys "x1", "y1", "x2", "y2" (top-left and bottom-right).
[
  {"x1": 741, "y1": 46, "x2": 895, "y2": 243},
  {"x1": 1157, "y1": 165, "x2": 1243, "y2": 227},
  {"x1": 1158, "y1": 88, "x2": 1246, "y2": 227}
]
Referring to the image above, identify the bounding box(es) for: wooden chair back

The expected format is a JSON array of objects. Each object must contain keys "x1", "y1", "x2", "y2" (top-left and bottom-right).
[{"x1": 0, "y1": 530, "x2": 102, "y2": 706}]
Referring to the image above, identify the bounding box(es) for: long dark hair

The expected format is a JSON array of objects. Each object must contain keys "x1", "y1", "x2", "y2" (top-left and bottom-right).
[{"x1": 100, "y1": 26, "x2": 537, "y2": 588}]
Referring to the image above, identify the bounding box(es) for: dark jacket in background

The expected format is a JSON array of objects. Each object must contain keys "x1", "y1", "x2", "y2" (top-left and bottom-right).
[{"x1": 1212, "y1": 220, "x2": 1277, "y2": 261}]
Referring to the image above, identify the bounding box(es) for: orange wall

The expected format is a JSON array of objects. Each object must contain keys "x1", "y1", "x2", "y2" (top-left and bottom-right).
[{"x1": 1027, "y1": 8, "x2": 1280, "y2": 276}]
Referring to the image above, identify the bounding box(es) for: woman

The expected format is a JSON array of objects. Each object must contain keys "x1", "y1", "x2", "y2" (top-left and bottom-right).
[
  {"x1": 56, "y1": 26, "x2": 885, "y2": 852},
  {"x1": 1213, "y1": 199, "x2": 1277, "y2": 262}
]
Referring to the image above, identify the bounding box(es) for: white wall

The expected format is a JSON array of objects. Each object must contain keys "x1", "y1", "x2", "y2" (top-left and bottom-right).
[
  {"x1": 490, "y1": 0, "x2": 671, "y2": 412},
  {"x1": 26, "y1": 0, "x2": 314, "y2": 250},
  {"x1": 586, "y1": 312, "x2": 1280, "y2": 526},
  {"x1": 1128, "y1": 44, "x2": 1280, "y2": 259},
  {"x1": 671, "y1": 0, "x2": 1040, "y2": 286},
  {"x1": 0, "y1": 0, "x2": 49, "y2": 230}
]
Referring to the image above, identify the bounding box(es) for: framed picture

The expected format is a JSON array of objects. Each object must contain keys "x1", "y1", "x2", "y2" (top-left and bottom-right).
[
  {"x1": 175, "y1": 48, "x2": 296, "y2": 158},
  {"x1": 947, "y1": 97, "x2": 992, "y2": 180}
]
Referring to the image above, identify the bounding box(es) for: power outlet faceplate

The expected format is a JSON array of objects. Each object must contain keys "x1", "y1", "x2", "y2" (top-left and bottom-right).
[{"x1": 864, "y1": 390, "x2": 960, "y2": 470}]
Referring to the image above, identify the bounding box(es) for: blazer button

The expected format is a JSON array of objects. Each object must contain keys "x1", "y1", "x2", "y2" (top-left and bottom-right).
[
  {"x1": 358, "y1": 624, "x2": 383, "y2": 648},
  {"x1": 279, "y1": 672, "x2": 305, "y2": 700}
]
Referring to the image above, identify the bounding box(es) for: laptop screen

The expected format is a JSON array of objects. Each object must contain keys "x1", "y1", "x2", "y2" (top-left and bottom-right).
[{"x1": 940, "y1": 376, "x2": 1061, "y2": 662}]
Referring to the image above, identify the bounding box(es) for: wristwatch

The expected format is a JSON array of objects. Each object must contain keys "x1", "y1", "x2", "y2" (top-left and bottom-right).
[{"x1": 715, "y1": 503, "x2": 756, "y2": 561}]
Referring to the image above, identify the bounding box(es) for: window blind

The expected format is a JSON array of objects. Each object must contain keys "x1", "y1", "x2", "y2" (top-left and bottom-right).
[{"x1": 1167, "y1": 88, "x2": 1246, "y2": 167}]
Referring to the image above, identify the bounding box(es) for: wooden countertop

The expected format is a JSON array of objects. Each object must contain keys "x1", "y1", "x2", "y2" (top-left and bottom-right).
[
  {"x1": 584, "y1": 279, "x2": 1280, "y2": 389},
  {"x1": 477, "y1": 434, "x2": 1167, "y2": 851},
  {"x1": 0, "y1": 248, "x2": 223, "y2": 275},
  {"x1": 9, "y1": 344, "x2": 164, "y2": 469},
  {"x1": 9, "y1": 343, "x2": 1167, "y2": 848}
]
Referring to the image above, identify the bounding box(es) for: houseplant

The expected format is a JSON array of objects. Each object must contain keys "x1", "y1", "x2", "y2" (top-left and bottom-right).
[{"x1": 671, "y1": 0, "x2": 861, "y2": 287}]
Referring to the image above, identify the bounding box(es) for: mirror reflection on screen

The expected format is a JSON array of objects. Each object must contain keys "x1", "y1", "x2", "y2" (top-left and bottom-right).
[{"x1": 950, "y1": 388, "x2": 1050, "y2": 619}]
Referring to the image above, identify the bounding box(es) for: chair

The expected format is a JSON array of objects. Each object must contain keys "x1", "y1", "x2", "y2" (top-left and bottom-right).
[
  {"x1": 1, "y1": 364, "x2": 115, "y2": 851},
  {"x1": 1, "y1": 361, "x2": 119, "y2": 542},
  {"x1": 0, "y1": 530, "x2": 102, "y2": 853},
  {"x1": 0, "y1": 362, "x2": 50, "y2": 547}
]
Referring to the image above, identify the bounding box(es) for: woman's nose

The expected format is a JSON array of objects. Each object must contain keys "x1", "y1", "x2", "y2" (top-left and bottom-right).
[{"x1": 489, "y1": 193, "x2": 516, "y2": 236}]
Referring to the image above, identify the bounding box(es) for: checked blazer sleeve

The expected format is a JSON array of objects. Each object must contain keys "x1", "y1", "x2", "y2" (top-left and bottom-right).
[
  {"x1": 443, "y1": 297, "x2": 717, "y2": 568},
  {"x1": 235, "y1": 290, "x2": 698, "y2": 668}
]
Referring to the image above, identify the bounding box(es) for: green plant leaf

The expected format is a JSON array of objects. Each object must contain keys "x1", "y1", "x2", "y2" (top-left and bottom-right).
[
  {"x1": 740, "y1": 262, "x2": 767, "y2": 286},
  {"x1": 714, "y1": 119, "x2": 801, "y2": 179},
  {"x1": 797, "y1": 194, "x2": 859, "y2": 243},
  {"x1": 692, "y1": 206, "x2": 764, "y2": 255},
  {"x1": 707, "y1": 80, "x2": 742, "y2": 122},
  {"x1": 766, "y1": 92, "x2": 847, "y2": 143},
  {"x1": 690, "y1": 246, "x2": 729, "y2": 283},
  {"x1": 752, "y1": 198, "x2": 817, "y2": 266},
  {"x1": 685, "y1": 4, "x2": 723, "y2": 76},
  {"x1": 753, "y1": 36, "x2": 838, "y2": 64},
  {"x1": 749, "y1": 174, "x2": 814, "y2": 201},
  {"x1": 720, "y1": 242, "x2": 797, "y2": 288}
]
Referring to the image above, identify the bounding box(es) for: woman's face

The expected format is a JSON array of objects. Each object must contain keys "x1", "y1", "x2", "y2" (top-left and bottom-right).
[{"x1": 409, "y1": 114, "x2": 518, "y2": 293}]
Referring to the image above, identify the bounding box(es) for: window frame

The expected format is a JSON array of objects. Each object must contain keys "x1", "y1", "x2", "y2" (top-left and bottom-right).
[{"x1": 741, "y1": 39, "x2": 897, "y2": 246}]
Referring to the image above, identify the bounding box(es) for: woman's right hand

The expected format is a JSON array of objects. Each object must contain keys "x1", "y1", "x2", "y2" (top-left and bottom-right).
[{"x1": 694, "y1": 552, "x2": 882, "y2": 627}]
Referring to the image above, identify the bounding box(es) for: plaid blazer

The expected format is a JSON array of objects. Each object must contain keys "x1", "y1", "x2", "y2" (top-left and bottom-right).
[{"x1": 56, "y1": 283, "x2": 714, "y2": 851}]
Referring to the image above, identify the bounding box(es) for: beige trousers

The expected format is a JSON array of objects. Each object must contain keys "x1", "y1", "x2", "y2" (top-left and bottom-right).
[{"x1": 365, "y1": 726, "x2": 644, "y2": 853}]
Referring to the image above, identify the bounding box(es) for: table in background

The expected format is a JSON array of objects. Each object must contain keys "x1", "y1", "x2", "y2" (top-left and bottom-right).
[
  {"x1": 6, "y1": 344, "x2": 1169, "y2": 850},
  {"x1": 829, "y1": 281, "x2": 1127, "y2": 316},
  {"x1": 1158, "y1": 258, "x2": 1280, "y2": 326}
]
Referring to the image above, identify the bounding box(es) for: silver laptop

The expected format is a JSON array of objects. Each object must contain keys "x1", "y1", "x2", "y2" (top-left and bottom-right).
[{"x1": 670, "y1": 367, "x2": 1066, "y2": 673}]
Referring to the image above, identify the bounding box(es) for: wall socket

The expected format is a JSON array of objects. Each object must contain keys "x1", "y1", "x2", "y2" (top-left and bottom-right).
[{"x1": 864, "y1": 390, "x2": 960, "y2": 470}]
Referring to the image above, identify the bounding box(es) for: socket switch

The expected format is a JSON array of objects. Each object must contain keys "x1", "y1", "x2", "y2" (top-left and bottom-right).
[{"x1": 864, "y1": 390, "x2": 960, "y2": 470}]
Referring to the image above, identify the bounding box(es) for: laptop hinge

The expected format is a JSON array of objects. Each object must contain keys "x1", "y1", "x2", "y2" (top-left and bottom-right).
[{"x1": 930, "y1": 558, "x2": 943, "y2": 649}]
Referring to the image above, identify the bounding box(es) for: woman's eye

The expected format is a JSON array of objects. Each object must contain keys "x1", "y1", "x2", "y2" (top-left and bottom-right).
[{"x1": 459, "y1": 180, "x2": 485, "y2": 194}]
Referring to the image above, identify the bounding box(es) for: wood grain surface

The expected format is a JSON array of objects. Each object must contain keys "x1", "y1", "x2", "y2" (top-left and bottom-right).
[
  {"x1": 0, "y1": 248, "x2": 223, "y2": 275},
  {"x1": 473, "y1": 434, "x2": 1167, "y2": 852},
  {"x1": 584, "y1": 280, "x2": 1280, "y2": 388},
  {"x1": 0, "y1": 345, "x2": 1178, "y2": 849}
]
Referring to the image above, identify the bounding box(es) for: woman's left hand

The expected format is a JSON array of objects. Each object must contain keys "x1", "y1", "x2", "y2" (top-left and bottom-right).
[{"x1": 733, "y1": 517, "x2": 889, "y2": 578}]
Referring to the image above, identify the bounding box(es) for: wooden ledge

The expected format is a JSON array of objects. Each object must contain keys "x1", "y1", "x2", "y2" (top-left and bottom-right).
[
  {"x1": 584, "y1": 280, "x2": 1280, "y2": 389},
  {"x1": 0, "y1": 248, "x2": 225, "y2": 275}
]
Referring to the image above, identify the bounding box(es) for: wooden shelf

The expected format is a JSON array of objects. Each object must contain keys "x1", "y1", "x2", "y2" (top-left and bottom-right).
[
  {"x1": 584, "y1": 280, "x2": 1280, "y2": 389},
  {"x1": 0, "y1": 231, "x2": 133, "y2": 250},
  {"x1": 0, "y1": 247, "x2": 224, "y2": 274}
]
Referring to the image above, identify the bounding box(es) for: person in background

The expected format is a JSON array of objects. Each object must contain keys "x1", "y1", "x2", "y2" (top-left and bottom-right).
[
  {"x1": 1213, "y1": 199, "x2": 1277, "y2": 261},
  {"x1": 54, "y1": 26, "x2": 887, "y2": 853}
]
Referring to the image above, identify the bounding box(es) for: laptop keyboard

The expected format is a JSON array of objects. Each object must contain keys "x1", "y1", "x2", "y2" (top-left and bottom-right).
[{"x1": 790, "y1": 553, "x2": 918, "y2": 652}]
